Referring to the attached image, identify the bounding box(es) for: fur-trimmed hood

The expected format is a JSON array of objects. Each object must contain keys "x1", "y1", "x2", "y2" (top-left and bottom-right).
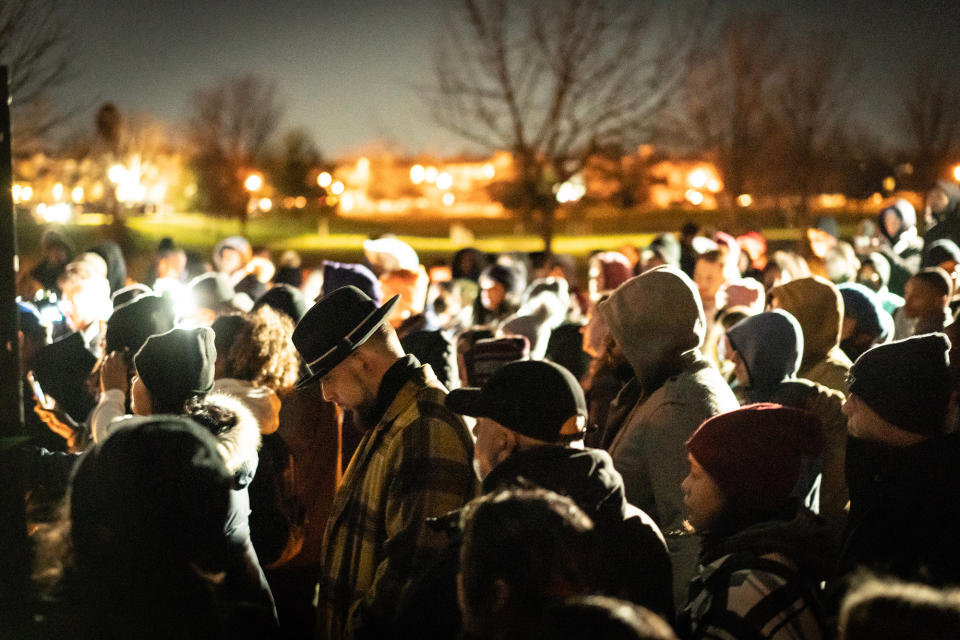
[{"x1": 184, "y1": 392, "x2": 261, "y2": 489}]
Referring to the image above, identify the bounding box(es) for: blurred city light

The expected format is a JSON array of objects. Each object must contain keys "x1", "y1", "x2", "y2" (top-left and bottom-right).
[
  {"x1": 410, "y1": 164, "x2": 425, "y2": 184},
  {"x1": 685, "y1": 189, "x2": 704, "y2": 206},
  {"x1": 317, "y1": 171, "x2": 333, "y2": 188},
  {"x1": 108, "y1": 164, "x2": 127, "y2": 183},
  {"x1": 331, "y1": 181, "x2": 345, "y2": 195},
  {"x1": 442, "y1": 192, "x2": 455, "y2": 206},
  {"x1": 244, "y1": 173, "x2": 263, "y2": 192},
  {"x1": 424, "y1": 166, "x2": 438, "y2": 183},
  {"x1": 953, "y1": 164, "x2": 960, "y2": 182},
  {"x1": 12, "y1": 184, "x2": 22, "y2": 203},
  {"x1": 688, "y1": 168, "x2": 708, "y2": 189},
  {"x1": 39, "y1": 203, "x2": 72, "y2": 224},
  {"x1": 258, "y1": 197, "x2": 273, "y2": 212},
  {"x1": 295, "y1": 196, "x2": 307, "y2": 208},
  {"x1": 435, "y1": 172, "x2": 453, "y2": 190},
  {"x1": 71, "y1": 187, "x2": 84, "y2": 203},
  {"x1": 706, "y1": 178, "x2": 722, "y2": 193},
  {"x1": 883, "y1": 176, "x2": 896, "y2": 192},
  {"x1": 52, "y1": 183, "x2": 64, "y2": 201},
  {"x1": 555, "y1": 175, "x2": 587, "y2": 204},
  {"x1": 736, "y1": 194, "x2": 754, "y2": 207},
  {"x1": 481, "y1": 163, "x2": 495, "y2": 180}
]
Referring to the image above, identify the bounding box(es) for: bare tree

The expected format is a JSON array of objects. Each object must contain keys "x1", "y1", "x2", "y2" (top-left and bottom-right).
[
  {"x1": 0, "y1": 0, "x2": 73, "y2": 152},
  {"x1": 680, "y1": 10, "x2": 784, "y2": 207},
  {"x1": 771, "y1": 32, "x2": 858, "y2": 221},
  {"x1": 425, "y1": 0, "x2": 700, "y2": 252},
  {"x1": 899, "y1": 57, "x2": 960, "y2": 189},
  {"x1": 187, "y1": 74, "x2": 283, "y2": 229}
]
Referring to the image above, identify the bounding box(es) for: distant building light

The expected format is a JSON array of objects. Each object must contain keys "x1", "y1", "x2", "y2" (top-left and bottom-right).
[
  {"x1": 20, "y1": 185, "x2": 33, "y2": 202},
  {"x1": 410, "y1": 165, "x2": 425, "y2": 184},
  {"x1": 424, "y1": 166, "x2": 438, "y2": 184},
  {"x1": 244, "y1": 173, "x2": 263, "y2": 192},
  {"x1": 736, "y1": 194, "x2": 753, "y2": 207},
  {"x1": 685, "y1": 189, "x2": 704, "y2": 206},
  {"x1": 442, "y1": 193, "x2": 455, "y2": 206},
  {"x1": 953, "y1": 164, "x2": 960, "y2": 182},
  {"x1": 706, "y1": 178, "x2": 723, "y2": 193},
  {"x1": 295, "y1": 196, "x2": 307, "y2": 209},
  {"x1": 258, "y1": 197, "x2": 273, "y2": 212},
  {"x1": 52, "y1": 183, "x2": 64, "y2": 201},
  {"x1": 108, "y1": 165, "x2": 126, "y2": 184},
  {"x1": 688, "y1": 168, "x2": 708, "y2": 189},
  {"x1": 331, "y1": 181, "x2": 345, "y2": 196},
  {"x1": 340, "y1": 193, "x2": 355, "y2": 212},
  {"x1": 883, "y1": 176, "x2": 896, "y2": 192},
  {"x1": 12, "y1": 184, "x2": 21, "y2": 203},
  {"x1": 436, "y1": 172, "x2": 453, "y2": 190},
  {"x1": 481, "y1": 163, "x2": 495, "y2": 180},
  {"x1": 71, "y1": 187, "x2": 84, "y2": 203},
  {"x1": 317, "y1": 171, "x2": 333, "y2": 188}
]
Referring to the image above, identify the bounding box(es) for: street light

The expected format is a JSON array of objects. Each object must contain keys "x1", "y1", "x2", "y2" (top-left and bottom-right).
[
  {"x1": 317, "y1": 171, "x2": 332, "y2": 188},
  {"x1": 953, "y1": 164, "x2": 960, "y2": 182},
  {"x1": 244, "y1": 173, "x2": 263, "y2": 192}
]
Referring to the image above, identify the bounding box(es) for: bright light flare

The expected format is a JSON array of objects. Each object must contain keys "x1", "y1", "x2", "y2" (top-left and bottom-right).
[
  {"x1": 685, "y1": 189, "x2": 704, "y2": 206},
  {"x1": 442, "y1": 193, "x2": 455, "y2": 206},
  {"x1": 410, "y1": 165, "x2": 425, "y2": 184},
  {"x1": 953, "y1": 164, "x2": 960, "y2": 182},
  {"x1": 244, "y1": 173, "x2": 263, "y2": 192},
  {"x1": 435, "y1": 172, "x2": 453, "y2": 190},
  {"x1": 481, "y1": 163, "x2": 495, "y2": 180},
  {"x1": 20, "y1": 185, "x2": 33, "y2": 202},
  {"x1": 317, "y1": 171, "x2": 333, "y2": 188},
  {"x1": 71, "y1": 187, "x2": 84, "y2": 204},
  {"x1": 52, "y1": 183, "x2": 64, "y2": 201},
  {"x1": 108, "y1": 165, "x2": 127, "y2": 183},
  {"x1": 331, "y1": 181, "x2": 345, "y2": 195},
  {"x1": 258, "y1": 197, "x2": 273, "y2": 212},
  {"x1": 736, "y1": 194, "x2": 753, "y2": 207},
  {"x1": 688, "y1": 168, "x2": 708, "y2": 189},
  {"x1": 424, "y1": 166, "x2": 438, "y2": 184}
]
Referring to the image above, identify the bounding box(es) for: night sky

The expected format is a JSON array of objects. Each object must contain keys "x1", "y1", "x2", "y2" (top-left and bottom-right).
[{"x1": 47, "y1": 0, "x2": 960, "y2": 157}]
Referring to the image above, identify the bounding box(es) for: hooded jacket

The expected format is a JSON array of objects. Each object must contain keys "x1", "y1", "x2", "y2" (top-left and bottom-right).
[
  {"x1": 726, "y1": 311, "x2": 849, "y2": 537},
  {"x1": 598, "y1": 266, "x2": 738, "y2": 604},
  {"x1": 877, "y1": 199, "x2": 923, "y2": 296},
  {"x1": 679, "y1": 503, "x2": 833, "y2": 640},
  {"x1": 769, "y1": 277, "x2": 852, "y2": 394},
  {"x1": 924, "y1": 180, "x2": 960, "y2": 248},
  {"x1": 499, "y1": 277, "x2": 570, "y2": 360}
]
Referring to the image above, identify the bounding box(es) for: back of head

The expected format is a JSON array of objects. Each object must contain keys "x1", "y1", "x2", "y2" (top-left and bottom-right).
[
  {"x1": 598, "y1": 266, "x2": 705, "y2": 386},
  {"x1": 840, "y1": 576, "x2": 960, "y2": 640},
  {"x1": 535, "y1": 596, "x2": 677, "y2": 640},
  {"x1": 838, "y1": 283, "x2": 887, "y2": 340},
  {"x1": 459, "y1": 488, "x2": 599, "y2": 638},
  {"x1": 912, "y1": 268, "x2": 953, "y2": 299},
  {"x1": 69, "y1": 416, "x2": 232, "y2": 593},
  {"x1": 769, "y1": 276, "x2": 843, "y2": 363},
  {"x1": 726, "y1": 310, "x2": 804, "y2": 389},
  {"x1": 105, "y1": 293, "x2": 176, "y2": 354},
  {"x1": 924, "y1": 239, "x2": 960, "y2": 269},
  {"x1": 321, "y1": 260, "x2": 382, "y2": 304},
  {"x1": 134, "y1": 327, "x2": 216, "y2": 414}
]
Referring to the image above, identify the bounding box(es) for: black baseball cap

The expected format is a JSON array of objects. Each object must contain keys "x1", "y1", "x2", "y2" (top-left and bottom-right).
[{"x1": 446, "y1": 360, "x2": 588, "y2": 443}]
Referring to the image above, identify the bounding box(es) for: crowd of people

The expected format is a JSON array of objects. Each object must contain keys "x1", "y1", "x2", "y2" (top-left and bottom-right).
[{"x1": 8, "y1": 177, "x2": 960, "y2": 639}]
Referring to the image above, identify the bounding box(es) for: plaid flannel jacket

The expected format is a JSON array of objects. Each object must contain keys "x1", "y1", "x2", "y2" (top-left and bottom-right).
[{"x1": 316, "y1": 363, "x2": 476, "y2": 639}]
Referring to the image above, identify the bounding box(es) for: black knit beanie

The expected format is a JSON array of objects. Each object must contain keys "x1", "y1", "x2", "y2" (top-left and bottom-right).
[
  {"x1": 134, "y1": 327, "x2": 216, "y2": 413},
  {"x1": 848, "y1": 333, "x2": 952, "y2": 436}
]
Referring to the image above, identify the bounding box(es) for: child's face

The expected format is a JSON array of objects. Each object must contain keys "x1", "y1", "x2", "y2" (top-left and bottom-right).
[
  {"x1": 904, "y1": 279, "x2": 945, "y2": 319},
  {"x1": 681, "y1": 454, "x2": 727, "y2": 532}
]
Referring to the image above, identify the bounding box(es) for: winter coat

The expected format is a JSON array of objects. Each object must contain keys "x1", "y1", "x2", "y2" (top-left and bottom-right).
[
  {"x1": 838, "y1": 433, "x2": 960, "y2": 586},
  {"x1": 876, "y1": 200, "x2": 923, "y2": 297},
  {"x1": 769, "y1": 277, "x2": 852, "y2": 394},
  {"x1": 597, "y1": 267, "x2": 739, "y2": 606},
  {"x1": 727, "y1": 311, "x2": 848, "y2": 538},
  {"x1": 923, "y1": 180, "x2": 960, "y2": 248},
  {"x1": 679, "y1": 503, "x2": 833, "y2": 640},
  {"x1": 316, "y1": 357, "x2": 476, "y2": 639}
]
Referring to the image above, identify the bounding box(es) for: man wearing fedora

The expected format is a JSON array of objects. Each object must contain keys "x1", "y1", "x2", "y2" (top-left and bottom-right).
[{"x1": 292, "y1": 285, "x2": 476, "y2": 638}]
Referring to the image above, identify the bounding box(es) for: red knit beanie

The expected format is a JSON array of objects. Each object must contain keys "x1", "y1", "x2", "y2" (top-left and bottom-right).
[{"x1": 687, "y1": 403, "x2": 823, "y2": 515}]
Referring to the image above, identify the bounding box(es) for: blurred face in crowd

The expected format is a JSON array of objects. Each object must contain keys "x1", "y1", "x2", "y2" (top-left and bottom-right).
[
  {"x1": 60, "y1": 279, "x2": 109, "y2": 333},
  {"x1": 157, "y1": 249, "x2": 187, "y2": 280},
  {"x1": 727, "y1": 342, "x2": 750, "y2": 387},
  {"x1": 881, "y1": 210, "x2": 902, "y2": 239},
  {"x1": 856, "y1": 264, "x2": 882, "y2": 293},
  {"x1": 218, "y1": 247, "x2": 245, "y2": 275},
  {"x1": 903, "y1": 278, "x2": 945, "y2": 319},
  {"x1": 694, "y1": 259, "x2": 724, "y2": 309},
  {"x1": 927, "y1": 187, "x2": 950, "y2": 217},
  {"x1": 682, "y1": 454, "x2": 726, "y2": 532},
  {"x1": 472, "y1": 417, "x2": 514, "y2": 481},
  {"x1": 480, "y1": 277, "x2": 506, "y2": 311}
]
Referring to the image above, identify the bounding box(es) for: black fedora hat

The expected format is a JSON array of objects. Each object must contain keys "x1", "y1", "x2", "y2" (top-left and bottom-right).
[{"x1": 292, "y1": 285, "x2": 399, "y2": 388}]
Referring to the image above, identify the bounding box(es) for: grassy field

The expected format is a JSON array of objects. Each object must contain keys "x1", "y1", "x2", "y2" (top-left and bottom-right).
[{"x1": 15, "y1": 207, "x2": 868, "y2": 281}]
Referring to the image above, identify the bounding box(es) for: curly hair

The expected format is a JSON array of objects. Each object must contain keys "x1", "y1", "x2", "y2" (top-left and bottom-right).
[{"x1": 223, "y1": 305, "x2": 300, "y2": 391}]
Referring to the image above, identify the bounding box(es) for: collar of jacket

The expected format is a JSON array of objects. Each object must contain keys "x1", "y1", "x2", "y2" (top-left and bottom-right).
[{"x1": 368, "y1": 354, "x2": 421, "y2": 427}]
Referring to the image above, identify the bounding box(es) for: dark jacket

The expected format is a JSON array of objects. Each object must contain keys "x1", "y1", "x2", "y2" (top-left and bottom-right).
[
  {"x1": 838, "y1": 433, "x2": 960, "y2": 586},
  {"x1": 679, "y1": 503, "x2": 833, "y2": 640},
  {"x1": 394, "y1": 446, "x2": 674, "y2": 639}
]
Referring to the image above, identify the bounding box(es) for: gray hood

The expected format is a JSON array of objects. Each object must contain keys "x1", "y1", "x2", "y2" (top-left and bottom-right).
[{"x1": 598, "y1": 266, "x2": 705, "y2": 388}]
